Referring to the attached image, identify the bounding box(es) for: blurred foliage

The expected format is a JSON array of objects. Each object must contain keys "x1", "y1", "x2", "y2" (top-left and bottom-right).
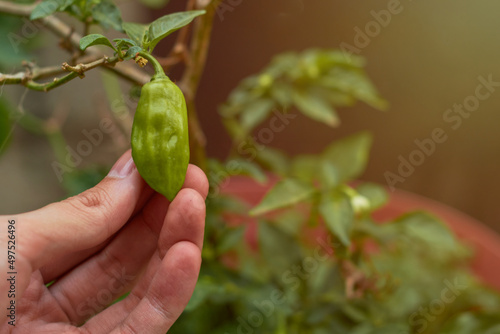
[
  {"x1": 170, "y1": 50, "x2": 500, "y2": 333},
  {"x1": 31, "y1": 0, "x2": 123, "y2": 31},
  {"x1": 0, "y1": 15, "x2": 33, "y2": 70},
  {"x1": 220, "y1": 50, "x2": 388, "y2": 142},
  {"x1": 1, "y1": 1, "x2": 499, "y2": 333},
  {"x1": 0, "y1": 98, "x2": 12, "y2": 156}
]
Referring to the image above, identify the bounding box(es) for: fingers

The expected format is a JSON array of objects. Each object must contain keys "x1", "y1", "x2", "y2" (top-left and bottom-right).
[
  {"x1": 82, "y1": 188, "x2": 206, "y2": 333},
  {"x1": 112, "y1": 242, "x2": 202, "y2": 334},
  {"x1": 39, "y1": 183, "x2": 156, "y2": 283},
  {"x1": 183, "y1": 164, "x2": 209, "y2": 199},
  {"x1": 158, "y1": 188, "x2": 206, "y2": 256},
  {"x1": 48, "y1": 193, "x2": 168, "y2": 325},
  {"x1": 39, "y1": 164, "x2": 207, "y2": 283},
  {"x1": 49, "y1": 170, "x2": 207, "y2": 325},
  {"x1": 19, "y1": 150, "x2": 146, "y2": 272}
]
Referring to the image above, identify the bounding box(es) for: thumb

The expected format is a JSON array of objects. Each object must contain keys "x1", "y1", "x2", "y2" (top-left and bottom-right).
[{"x1": 19, "y1": 149, "x2": 146, "y2": 271}]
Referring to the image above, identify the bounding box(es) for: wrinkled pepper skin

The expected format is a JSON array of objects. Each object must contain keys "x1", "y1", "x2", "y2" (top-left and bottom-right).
[{"x1": 131, "y1": 76, "x2": 190, "y2": 201}]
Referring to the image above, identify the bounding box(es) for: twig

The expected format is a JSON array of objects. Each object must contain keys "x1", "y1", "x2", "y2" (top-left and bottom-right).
[
  {"x1": 62, "y1": 55, "x2": 118, "y2": 78},
  {"x1": 0, "y1": 0, "x2": 149, "y2": 85},
  {"x1": 157, "y1": 0, "x2": 196, "y2": 70},
  {"x1": 0, "y1": 69, "x2": 78, "y2": 92},
  {"x1": 180, "y1": 0, "x2": 223, "y2": 170},
  {"x1": 0, "y1": 55, "x2": 121, "y2": 92}
]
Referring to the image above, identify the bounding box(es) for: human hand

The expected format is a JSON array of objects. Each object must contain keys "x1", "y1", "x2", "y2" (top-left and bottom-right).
[{"x1": 0, "y1": 149, "x2": 208, "y2": 333}]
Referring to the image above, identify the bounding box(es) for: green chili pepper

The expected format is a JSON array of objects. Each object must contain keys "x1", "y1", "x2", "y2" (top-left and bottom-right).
[{"x1": 131, "y1": 54, "x2": 189, "y2": 201}]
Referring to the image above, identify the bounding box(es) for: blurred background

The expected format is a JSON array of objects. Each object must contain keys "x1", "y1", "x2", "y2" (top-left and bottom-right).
[{"x1": 2, "y1": 0, "x2": 500, "y2": 233}]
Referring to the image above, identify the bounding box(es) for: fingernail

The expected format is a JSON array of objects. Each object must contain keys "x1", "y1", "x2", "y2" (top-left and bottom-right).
[{"x1": 108, "y1": 150, "x2": 136, "y2": 178}]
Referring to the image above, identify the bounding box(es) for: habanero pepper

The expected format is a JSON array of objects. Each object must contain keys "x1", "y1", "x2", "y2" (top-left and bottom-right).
[{"x1": 131, "y1": 53, "x2": 190, "y2": 201}]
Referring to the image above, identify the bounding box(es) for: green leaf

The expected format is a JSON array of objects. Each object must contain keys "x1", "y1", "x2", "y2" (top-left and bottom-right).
[
  {"x1": 216, "y1": 226, "x2": 246, "y2": 253},
  {"x1": 139, "y1": 0, "x2": 170, "y2": 9},
  {"x1": 319, "y1": 191, "x2": 353, "y2": 246},
  {"x1": 240, "y1": 98, "x2": 275, "y2": 132},
  {"x1": 0, "y1": 98, "x2": 12, "y2": 156},
  {"x1": 355, "y1": 182, "x2": 388, "y2": 211},
  {"x1": 440, "y1": 312, "x2": 500, "y2": 334},
  {"x1": 258, "y1": 221, "x2": 303, "y2": 277},
  {"x1": 123, "y1": 46, "x2": 142, "y2": 60},
  {"x1": 319, "y1": 160, "x2": 339, "y2": 189},
  {"x1": 91, "y1": 0, "x2": 123, "y2": 31},
  {"x1": 79, "y1": 34, "x2": 116, "y2": 51},
  {"x1": 290, "y1": 155, "x2": 320, "y2": 183},
  {"x1": 292, "y1": 89, "x2": 339, "y2": 127},
  {"x1": 147, "y1": 10, "x2": 205, "y2": 52},
  {"x1": 270, "y1": 82, "x2": 293, "y2": 107},
  {"x1": 62, "y1": 166, "x2": 108, "y2": 196},
  {"x1": 320, "y1": 69, "x2": 388, "y2": 111},
  {"x1": 122, "y1": 22, "x2": 149, "y2": 47},
  {"x1": 227, "y1": 158, "x2": 267, "y2": 184},
  {"x1": 30, "y1": 0, "x2": 71, "y2": 20},
  {"x1": 393, "y1": 212, "x2": 469, "y2": 261},
  {"x1": 113, "y1": 38, "x2": 137, "y2": 48},
  {"x1": 256, "y1": 146, "x2": 289, "y2": 175},
  {"x1": 249, "y1": 178, "x2": 316, "y2": 216},
  {"x1": 322, "y1": 132, "x2": 372, "y2": 183}
]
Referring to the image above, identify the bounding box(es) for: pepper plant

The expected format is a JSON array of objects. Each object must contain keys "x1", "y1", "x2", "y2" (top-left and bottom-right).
[{"x1": 1, "y1": 1, "x2": 500, "y2": 333}]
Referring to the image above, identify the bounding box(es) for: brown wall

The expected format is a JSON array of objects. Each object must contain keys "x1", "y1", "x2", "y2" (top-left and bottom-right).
[
  {"x1": 159, "y1": 0, "x2": 500, "y2": 232},
  {"x1": 1, "y1": 1, "x2": 500, "y2": 235}
]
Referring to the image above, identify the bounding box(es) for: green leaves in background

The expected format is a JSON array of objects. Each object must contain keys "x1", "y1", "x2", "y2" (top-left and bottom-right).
[
  {"x1": 319, "y1": 191, "x2": 353, "y2": 246},
  {"x1": 249, "y1": 178, "x2": 316, "y2": 216},
  {"x1": 440, "y1": 313, "x2": 500, "y2": 334},
  {"x1": 91, "y1": 0, "x2": 122, "y2": 31},
  {"x1": 0, "y1": 14, "x2": 38, "y2": 69},
  {"x1": 0, "y1": 98, "x2": 12, "y2": 156},
  {"x1": 240, "y1": 98, "x2": 275, "y2": 132},
  {"x1": 291, "y1": 89, "x2": 339, "y2": 127},
  {"x1": 138, "y1": 0, "x2": 170, "y2": 9},
  {"x1": 31, "y1": 0, "x2": 123, "y2": 32},
  {"x1": 355, "y1": 182, "x2": 388, "y2": 211},
  {"x1": 30, "y1": 0, "x2": 71, "y2": 20},
  {"x1": 258, "y1": 221, "x2": 303, "y2": 276},
  {"x1": 220, "y1": 49, "x2": 388, "y2": 141},
  {"x1": 62, "y1": 166, "x2": 108, "y2": 196},
  {"x1": 322, "y1": 131, "x2": 372, "y2": 183},
  {"x1": 288, "y1": 131, "x2": 372, "y2": 188}
]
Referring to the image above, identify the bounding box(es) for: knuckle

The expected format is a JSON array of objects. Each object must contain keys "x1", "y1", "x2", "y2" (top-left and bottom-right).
[
  {"x1": 64, "y1": 184, "x2": 114, "y2": 229},
  {"x1": 76, "y1": 185, "x2": 113, "y2": 210}
]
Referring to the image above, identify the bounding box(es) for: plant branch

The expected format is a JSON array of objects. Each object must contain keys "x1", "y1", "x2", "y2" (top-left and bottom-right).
[
  {"x1": 180, "y1": 0, "x2": 222, "y2": 171},
  {"x1": 157, "y1": 0, "x2": 196, "y2": 70},
  {"x1": 0, "y1": 0, "x2": 149, "y2": 85},
  {"x1": 62, "y1": 55, "x2": 119, "y2": 78},
  {"x1": 0, "y1": 55, "x2": 122, "y2": 92}
]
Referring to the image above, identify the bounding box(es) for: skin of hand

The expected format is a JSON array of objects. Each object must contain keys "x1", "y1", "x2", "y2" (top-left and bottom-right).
[{"x1": 0, "y1": 149, "x2": 209, "y2": 333}]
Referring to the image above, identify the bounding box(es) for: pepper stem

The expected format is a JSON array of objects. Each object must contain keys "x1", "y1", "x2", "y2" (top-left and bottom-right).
[{"x1": 137, "y1": 51, "x2": 168, "y2": 81}]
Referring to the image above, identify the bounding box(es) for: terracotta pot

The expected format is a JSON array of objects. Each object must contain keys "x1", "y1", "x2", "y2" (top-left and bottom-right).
[{"x1": 221, "y1": 176, "x2": 500, "y2": 291}]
